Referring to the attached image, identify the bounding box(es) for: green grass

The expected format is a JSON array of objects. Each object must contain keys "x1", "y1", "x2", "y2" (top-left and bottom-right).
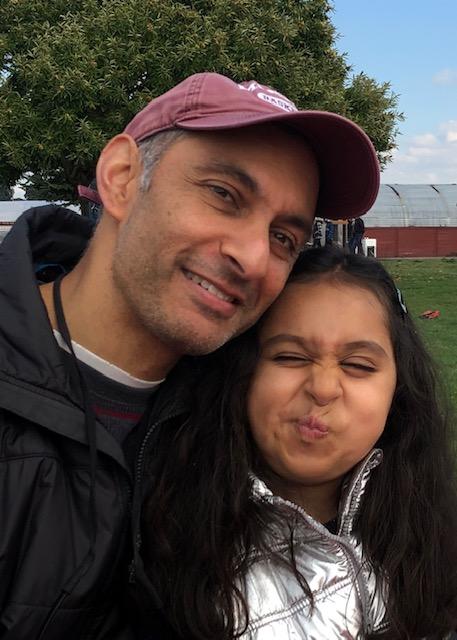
[{"x1": 383, "y1": 258, "x2": 457, "y2": 409}]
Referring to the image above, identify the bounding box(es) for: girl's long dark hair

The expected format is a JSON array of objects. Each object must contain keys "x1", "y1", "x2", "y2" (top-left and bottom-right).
[{"x1": 141, "y1": 246, "x2": 457, "y2": 639}]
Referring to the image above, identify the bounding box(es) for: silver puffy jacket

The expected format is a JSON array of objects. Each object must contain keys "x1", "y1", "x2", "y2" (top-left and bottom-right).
[{"x1": 237, "y1": 449, "x2": 388, "y2": 639}]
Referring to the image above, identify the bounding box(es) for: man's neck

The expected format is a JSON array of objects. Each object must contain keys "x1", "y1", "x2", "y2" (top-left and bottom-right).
[{"x1": 39, "y1": 263, "x2": 179, "y2": 380}]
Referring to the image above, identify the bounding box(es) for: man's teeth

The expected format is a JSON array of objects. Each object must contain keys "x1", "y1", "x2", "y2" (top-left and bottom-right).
[{"x1": 185, "y1": 271, "x2": 234, "y2": 302}]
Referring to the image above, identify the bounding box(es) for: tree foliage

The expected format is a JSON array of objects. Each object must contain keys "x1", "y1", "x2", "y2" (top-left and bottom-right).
[
  {"x1": 0, "y1": 182, "x2": 13, "y2": 200},
  {"x1": 0, "y1": 0, "x2": 403, "y2": 201}
]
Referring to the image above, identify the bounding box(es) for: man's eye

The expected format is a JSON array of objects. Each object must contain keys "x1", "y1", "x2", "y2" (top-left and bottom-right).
[
  {"x1": 209, "y1": 185, "x2": 235, "y2": 204},
  {"x1": 270, "y1": 230, "x2": 299, "y2": 258}
]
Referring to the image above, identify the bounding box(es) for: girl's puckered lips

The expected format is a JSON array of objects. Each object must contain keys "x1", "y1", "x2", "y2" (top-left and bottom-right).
[{"x1": 295, "y1": 416, "x2": 329, "y2": 440}]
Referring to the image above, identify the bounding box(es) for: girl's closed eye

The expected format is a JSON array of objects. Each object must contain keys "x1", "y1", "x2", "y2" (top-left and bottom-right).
[
  {"x1": 341, "y1": 359, "x2": 377, "y2": 374},
  {"x1": 271, "y1": 353, "x2": 310, "y2": 365}
]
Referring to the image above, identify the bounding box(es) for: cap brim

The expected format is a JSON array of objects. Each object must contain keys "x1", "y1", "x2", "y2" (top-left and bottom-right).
[{"x1": 175, "y1": 110, "x2": 379, "y2": 220}]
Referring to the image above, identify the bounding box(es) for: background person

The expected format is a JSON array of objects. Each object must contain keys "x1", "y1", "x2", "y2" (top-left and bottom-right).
[
  {"x1": 349, "y1": 215, "x2": 366, "y2": 254},
  {"x1": 0, "y1": 73, "x2": 379, "y2": 639},
  {"x1": 312, "y1": 217, "x2": 324, "y2": 247},
  {"x1": 138, "y1": 246, "x2": 457, "y2": 639},
  {"x1": 324, "y1": 218, "x2": 334, "y2": 245}
]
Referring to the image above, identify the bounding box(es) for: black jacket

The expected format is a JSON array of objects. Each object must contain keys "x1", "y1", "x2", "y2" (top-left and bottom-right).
[
  {"x1": 0, "y1": 206, "x2": 187, "y2": 640},
  {"x1": 353, "y1": 217, "x2": 365, "y2": 234}
]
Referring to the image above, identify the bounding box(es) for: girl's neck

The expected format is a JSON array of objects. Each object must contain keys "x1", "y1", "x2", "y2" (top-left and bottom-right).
[{"x1": 266, "y1": 475, "x2": 342, "y2": 524}]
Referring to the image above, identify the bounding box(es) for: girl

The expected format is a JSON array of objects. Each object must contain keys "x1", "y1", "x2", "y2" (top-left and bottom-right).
[{"x1": 138, "y1": 246, "x2": 457, "y2": 639}]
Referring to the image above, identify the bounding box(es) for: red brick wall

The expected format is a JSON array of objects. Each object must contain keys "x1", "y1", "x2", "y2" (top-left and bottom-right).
[{"x1": 365, "y1": 227, "x2": 457, "y2": 258}]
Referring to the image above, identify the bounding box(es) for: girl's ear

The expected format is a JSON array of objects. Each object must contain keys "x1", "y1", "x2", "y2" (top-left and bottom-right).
[{"x1": 96, "y1": 134, "x2": 142, "y2": 224}]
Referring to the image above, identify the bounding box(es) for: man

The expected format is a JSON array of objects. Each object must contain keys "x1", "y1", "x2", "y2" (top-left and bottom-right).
[
  {"x1": 349, "y1": 216, "x2": 366, "y2": 254},
  {"x1": 325, "y1": 218, "x2": 335, "y2": 246},
  {"x1": 312, "y1": 217, "x2": 324, "y2": 248},
  {"x1": 0, "y1": 72, "x2": 379, "y2": 639}
]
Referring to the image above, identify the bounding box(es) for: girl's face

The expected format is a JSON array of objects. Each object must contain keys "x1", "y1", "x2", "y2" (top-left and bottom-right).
[{"x1": 247, "y1": 278, "x2": 397, "y2": 507}]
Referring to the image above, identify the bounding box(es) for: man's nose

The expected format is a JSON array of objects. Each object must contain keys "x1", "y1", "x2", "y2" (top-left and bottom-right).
[
  {"x1": 303, "y1": 365, "x2": 342, "y2": 406},
  {"x1": 220, "y1": 221, "x2": 270, "y2": 281}
]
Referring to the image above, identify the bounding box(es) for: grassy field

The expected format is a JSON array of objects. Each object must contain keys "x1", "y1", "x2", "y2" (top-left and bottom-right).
[{"x1": 383, "y1": 258, "x2": 457, "y2": 409}]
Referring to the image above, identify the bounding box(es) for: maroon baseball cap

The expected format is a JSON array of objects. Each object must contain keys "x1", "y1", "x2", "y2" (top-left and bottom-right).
[{"x1": 124, "y1": 72, "x2": 380, "y2": 220}]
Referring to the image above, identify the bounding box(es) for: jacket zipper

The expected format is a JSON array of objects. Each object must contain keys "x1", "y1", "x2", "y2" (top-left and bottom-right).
[
  {"x1": 83, "y1": 469, "x2": 133, "y2": 639},
  {"x1": 128, "y1": 407, "x2": 186, "y2": 585},
  {"x1": 84, "y1": 405, "x2": 186, "y2": 635}
]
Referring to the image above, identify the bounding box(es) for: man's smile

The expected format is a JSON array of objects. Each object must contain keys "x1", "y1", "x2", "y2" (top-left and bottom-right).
[{"x1": 183, "y1": 268, "x2": 244, "y2": 305}]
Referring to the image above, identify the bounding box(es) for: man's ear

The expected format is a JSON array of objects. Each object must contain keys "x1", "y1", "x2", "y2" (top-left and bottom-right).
[{"x1": 96, "y1": 134, "x2": 141, "y2": 223}]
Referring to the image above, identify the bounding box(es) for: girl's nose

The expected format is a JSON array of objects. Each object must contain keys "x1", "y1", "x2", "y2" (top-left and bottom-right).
[{"x1": 303, "y1": 365, "x2": 342, "y2": 406}]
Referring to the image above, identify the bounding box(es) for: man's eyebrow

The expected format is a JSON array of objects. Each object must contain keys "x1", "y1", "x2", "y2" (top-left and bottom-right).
[
  {"x1": 261, "y1": 334, "x2": 389, "y2": 357},
  {"x1": 194, "y1": 161, "x2": 260, "y2": 194},
  {"x1": 278, "y1": 214, "x2": 314, "y2": 240}
]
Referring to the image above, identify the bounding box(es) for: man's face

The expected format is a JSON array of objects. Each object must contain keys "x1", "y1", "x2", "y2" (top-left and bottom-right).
[{"x1": 112, "y1": 124, "x2": 319, "y2": 357}]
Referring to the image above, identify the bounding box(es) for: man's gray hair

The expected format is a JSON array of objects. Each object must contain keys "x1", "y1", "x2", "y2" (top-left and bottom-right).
[{"x1": 138, "y1": 129, "x2": 186, "y2": 191}]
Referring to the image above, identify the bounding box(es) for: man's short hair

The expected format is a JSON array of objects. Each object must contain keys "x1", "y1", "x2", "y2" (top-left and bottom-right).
[{"x1": 138, "y1": 130, "x2": 186, "y2": 192}]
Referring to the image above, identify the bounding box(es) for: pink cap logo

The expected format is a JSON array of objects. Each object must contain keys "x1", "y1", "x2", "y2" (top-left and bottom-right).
[{"x1": 237, "y1": 81, "x2": 298, "y2": 113}]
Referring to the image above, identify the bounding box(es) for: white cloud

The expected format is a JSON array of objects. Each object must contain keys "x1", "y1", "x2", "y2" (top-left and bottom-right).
[
  {"x1": 442, "y1": 120, "x2": 457, "y2": 143},
  {"x1": 381, "y1": 119, "x2": 457, "y2": 184},
  {"x1": 432, "y1": 68, "x2": 457, "y2": 85},
  {"x1": 408, "y1": 145, "x2": 441, "y2": 158},
  {"x1": 412, "y1": 133, "x2": 438, "y2": 146}
]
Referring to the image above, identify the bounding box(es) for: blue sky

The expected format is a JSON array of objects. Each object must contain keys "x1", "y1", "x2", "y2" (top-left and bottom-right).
[{"x1": 332, "y1": 0, "x2": 457, "y2": 184}]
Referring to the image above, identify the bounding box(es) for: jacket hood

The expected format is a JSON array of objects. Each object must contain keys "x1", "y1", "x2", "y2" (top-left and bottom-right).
[{"x1": 0, "y1": 205, "x2": 93, "y2": 396}]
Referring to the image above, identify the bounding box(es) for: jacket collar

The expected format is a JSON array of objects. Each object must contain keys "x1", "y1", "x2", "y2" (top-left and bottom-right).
[
  {"x1": 338, "y1": 449, "x2": 383, "y2": 535},
  {"x1": 250, "y1": 448, "x2": 383, "y2": 534}
]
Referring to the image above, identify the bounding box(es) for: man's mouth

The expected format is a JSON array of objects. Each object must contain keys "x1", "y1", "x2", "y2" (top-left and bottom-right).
[{"x1": 183, "y1": 269, "x2": 238, "y2": 304}]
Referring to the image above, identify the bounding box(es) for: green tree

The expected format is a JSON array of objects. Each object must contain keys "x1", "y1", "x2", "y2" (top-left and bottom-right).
[
  {"x1": 0, "y1": 0, "x2": 402, "y2": 202},
  {"x1": 21, "y1": 170, "x2": 70, "y2": 202}
]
